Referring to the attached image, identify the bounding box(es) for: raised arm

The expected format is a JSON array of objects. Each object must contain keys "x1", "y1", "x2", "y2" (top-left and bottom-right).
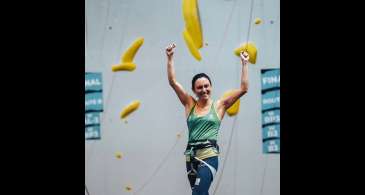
[
  {"x1": 166, "y1": 43, "x2": 195, "y2": 111},
  {"x1": 217, "y1": 51, "x2": 249, "y2": 113}
]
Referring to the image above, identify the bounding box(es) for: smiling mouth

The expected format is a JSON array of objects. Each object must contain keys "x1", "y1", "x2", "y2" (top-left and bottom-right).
[{"x1": 199, "y1": 91, "x2": 210, "y2": 97}]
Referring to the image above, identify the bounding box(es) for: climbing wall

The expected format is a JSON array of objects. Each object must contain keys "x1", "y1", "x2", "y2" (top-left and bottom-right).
[{"x1": 85, "y1": 0, "x2": 280, "y2": 194}]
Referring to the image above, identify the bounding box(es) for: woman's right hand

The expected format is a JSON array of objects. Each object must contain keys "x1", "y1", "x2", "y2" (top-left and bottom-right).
[{"x1": 166, "y1": 43, "x2": 176, "y2": 58}]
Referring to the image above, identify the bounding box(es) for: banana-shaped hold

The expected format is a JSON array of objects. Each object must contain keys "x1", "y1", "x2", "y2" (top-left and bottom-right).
[
  {"x1": 182, "y1": 0, "x2": 203, "y2": 61},
  {"x1": 183, "y1": 0, "x2": 203, "y2": 49},
  {"x1": 112, "y1": 62, "x2": 136, "y2": 72},
  {"x1": 112, "y1": 37, "x2": 144, "y2": 72},
  {"x1": 234, "y1": 42, "x2": 258, "y2": 64},
  {"x1": 120, "y1": 101, "x2": 140, "y2": 119},
  {"x1": 183, "y1": 29, "x2": 202, "y2": 61},
  {"x1": 255, "y1": 18, "x2": 262, "y2": 25},
  {"x1": 222, "y1": 90, "x2": 241, "y2": 116}
]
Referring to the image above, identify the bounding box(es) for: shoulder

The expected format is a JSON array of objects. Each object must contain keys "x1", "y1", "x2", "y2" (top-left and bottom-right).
[{"x1": 214, "y1": 99, "x2": 224, "y2": 108}]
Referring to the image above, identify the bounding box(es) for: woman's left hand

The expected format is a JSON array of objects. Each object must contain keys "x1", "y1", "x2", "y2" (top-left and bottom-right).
[{"x1": 240, "y1": 51, "x2": 249, "y2": 65}]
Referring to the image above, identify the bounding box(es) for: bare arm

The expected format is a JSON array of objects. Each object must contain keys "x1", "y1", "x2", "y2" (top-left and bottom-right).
[
  {"x1": 217, "y1": 51, "x2": 249, "y2": 112},
  {"x1": 166, "y1": 44, "x2": 194, "y2": 111}
]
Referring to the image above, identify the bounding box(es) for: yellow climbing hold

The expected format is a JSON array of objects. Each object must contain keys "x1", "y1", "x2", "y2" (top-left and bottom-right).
[
  {"x1": 120, "y1": 101, "x2": 140, "y2": 119},
  {"x1": 182, "y1": 0, "x2": 203, "y2": 61},
  {"x1": 177, "y1": 133, "x2": 182, "y2": 139},
  {"x1": 234, "y1": 42, "x2": 258, "y2": 64},
  {"x1": 255, "y1": 18, "x2": 262, "y2": 25},
  {"x1": 222, "y1": 90, "x2": 241, "y2": 116},
  {"x1": 121, "y1": 37, "x2": 144, "y2": 62},
  {"x1": 125, "y1": 185, "x2": 132, "y2": 191},
  {"x1": 183, "y1": 29, "x2": 202, "y2": 61},
  {"x1": 112, "y1": 62, "x2": 136, "y2": 72},
  {"x1": 112, "y1": 37, "x2": 144, "y2": 72},
  {"x1": 115, "y1": 152, "x2": 123, "y2": 159}
]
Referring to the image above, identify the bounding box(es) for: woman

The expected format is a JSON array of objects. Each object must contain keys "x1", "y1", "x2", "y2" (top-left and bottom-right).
[{"x1": 165, "y1": 43, "x2": 249, "y2": 195}]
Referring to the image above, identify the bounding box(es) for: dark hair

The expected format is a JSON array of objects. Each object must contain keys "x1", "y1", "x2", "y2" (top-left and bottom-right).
[{"x1": 192, "y1": 73, "x2": 212, "y2": 89}]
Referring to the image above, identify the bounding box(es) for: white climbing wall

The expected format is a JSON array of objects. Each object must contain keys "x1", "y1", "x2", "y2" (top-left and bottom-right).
[{"x1": 85, "y1": 0, "x2": 280, "y2": 194}]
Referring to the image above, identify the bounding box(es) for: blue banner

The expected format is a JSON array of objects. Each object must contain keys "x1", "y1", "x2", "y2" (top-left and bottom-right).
[
  {"x1": 261, "y1": 69, "x2": 280, "y2": 153},
  {"x1": 85, "y1": 125, "x2": 101, "y2": 140},
  {"x1": 85, "y1": 72, "x2": 103, "y2": 140},
  {"x1": 85, "y1": 92, "x2": 103, "y2": 112},
  {"x1": 262, "y1": 124, "x2": 280, "y2": 140},
  {"x1": 262, "y1": 90, "x2": 280, "y2": 110},
  {"x1": 262, "y1": 109, "x2": 280, "y2": 125},
  {"x1": 261, "y1": 69, "x2": 280, "y2": 91},
  {"x1": 85, "y1": 72, "x2": 103, "y2": 92},
  {"x1": 85, "y1": 112, "x2": 101, "y2": 126},
  {"x1": 263, "y1": 139, "x2": 280, "y2": 153}
]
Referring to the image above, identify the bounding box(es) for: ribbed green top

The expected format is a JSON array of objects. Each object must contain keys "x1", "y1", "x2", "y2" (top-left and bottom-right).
[{"x1": 186, "y1": 102, "x2": 221, "y2": 142}]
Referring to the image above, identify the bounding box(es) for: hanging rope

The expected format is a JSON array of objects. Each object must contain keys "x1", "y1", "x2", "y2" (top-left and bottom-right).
[
  {"x1": 85, "y1": 0, "x2": 136, "y2": 166},
  {"x1": 96, "y1": 0, "x2": 112, "y2": 68},
  {"x1": 133, "y1": 129, "x2": 184, "y2": 195},
  {"x1": 259, "y1": 155, "x2": 269, "y2": 195},
  {"x1": 212, "y1": 0, "x2": 255, "y2": 194},
  {"x1": 245, "y1": 0, "x2": 255, "y2": 47},
  {"x1": 254, "y1": 0, "x2": 278, "y2": 194},
  {"x1": 210, "y1": 0, "x2": 238, "y2": 71},
  {"x1": 233, "y1": 116, "x2": 238, "y2": 195},
  {"x1": 212, "y1": 116, "x2": 238, "y2": 195},
  {"x1": 85, "y1": 184, "x2": 90, "y2": 195},
  {"x1": 104, "y1": 1, "x2": 139, "y2": 194},
  {"x1": 85, "y1": 0, "x2": 136, "y2": 194},
  {"x1": 85, "y1": 0, "x2": 112, "y2": 194},
  {"x1": 85, "y1": 0, "x2": 112, "y2": 165}
]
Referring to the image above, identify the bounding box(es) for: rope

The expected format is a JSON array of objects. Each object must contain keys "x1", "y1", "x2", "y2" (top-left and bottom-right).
[
  {"x1": 212, "y1": 0, "x2": 256, "y2": 193},
  {"x1": 103, "y1": 0, "x2": 137, "y2": 191},
  {"x1": 210, "y1": 0, "x2": 238, "y2": 71},
  {"x1": 252, "y1": 1, "x2": 277, "y2": 194},
  {"x1": 85, "y1": 0, "x2": 134, "y2": 194},
  {"x1": 85, "y1": 0, "x2": 112, "y2": 194},
  {"x1": 258, "y1": 1, "x2": 279, "y2": 194},
  {"x1": 233, "y1": 118, "x2": 238, "y2": 195},
  {"x1": 245, "y1": 0, "x2": 256, "y2": 47},
  {"x1": 85, "y1": 184, "x2": 90, "y2": 195},
  {"x1": 133, "y1": 130, "x2": 184, "y2": 195},
  {"x1": 85, "y1": 0, "x2": 110, "y2": 163},
  {"x1": 85, "y1": 0, "x2": 134, "y2": 165},
  {"x1": 259, "y1": 155, "x2": 269, "y2": 195},
  {"x1": 87, "y1": 1, "x2": 114, "y2": 169},
  {"x1": 96, "y1": 0, "x2": 112, "y2": 68},
  {"x1": 256, "y1": 1, "x2": 277, "y2": 194},
  {"x1": 212, "y1": 116, "x2": 238, "y2": 195}
]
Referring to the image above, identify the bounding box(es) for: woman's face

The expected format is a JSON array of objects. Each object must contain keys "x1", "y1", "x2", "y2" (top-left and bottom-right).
[{"x1": 193, "y1": 77, "x2": 212, "y2": 100}]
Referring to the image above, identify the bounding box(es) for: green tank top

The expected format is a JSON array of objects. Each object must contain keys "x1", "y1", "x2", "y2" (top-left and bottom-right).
[{"x1": 186, "y1": 101, "x2": 221, "y2": 142}]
